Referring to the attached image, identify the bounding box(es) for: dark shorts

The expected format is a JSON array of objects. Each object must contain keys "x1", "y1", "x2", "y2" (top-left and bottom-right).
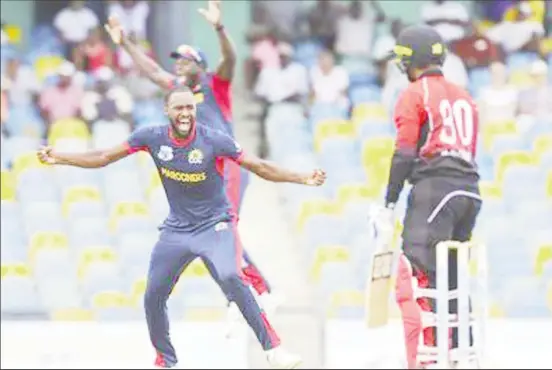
[{"x1": 401, "y1": 176, "x2": 482, "y2": 285}]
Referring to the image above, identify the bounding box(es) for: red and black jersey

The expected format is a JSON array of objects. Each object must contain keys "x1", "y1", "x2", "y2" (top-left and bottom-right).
[{"x1": 385, "y1": 70, "x2": 480, "y2": 206}]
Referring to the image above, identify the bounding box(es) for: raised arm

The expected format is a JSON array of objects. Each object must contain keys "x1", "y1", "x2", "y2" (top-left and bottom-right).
[
  {"x1": 198, "y1": 0, "x2": 236, "y2": 81},
  {"x1": 239, "y1": 152, "x2": 325, "y2": 185},
  {"x1": 105, "y1": 16, "x2": 175, "y2": 89},
  {"x1": 37, "y1": 143, "x2": 130, "y2": 168}
]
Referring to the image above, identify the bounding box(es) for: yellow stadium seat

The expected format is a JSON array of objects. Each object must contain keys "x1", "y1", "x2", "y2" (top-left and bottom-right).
[
  {"x1": 478, "y1": 181, "x2": 503, "y2": 200},
  {"x1": 109, "y1": 201, "x2": 149, "y2": 231},
  {"x1": 313, "y1": 119, "x2": 355, "y2": 153},
  {"x1": 131, "y1": 278, "x2": 147, "y2": 305},
  {"x1": 1, "y1": 170, "x2": 16, "y2": 201},
  {"x1": 547, "y1": 172, "x2": 552, "y2": 198},
  {"x1": 0, "y1": 263, "x2": 32, "y2": 279},
  {"x1": 78, "y1": 248, "x2": 118, "y2": 279},
  {"x1": 295, "y1": 199, "x2": 340, "y2": 233},
  {"x1": 336, "y1": 183, "x2": 379, "y2": 205},
  {"x1": 489, "y1": 301, "x2": 505, "y2": 318},
  {"x1": 29, "y1": 232, "x2": 69, "y2": 260},
  {"x1": 352, "y1": 102, "x2": 388, "y2": 123},
  {"x1": 481, "y1": 120, "x2": 516, "y2": 150},
  {"x1": 310, "y1": 245, "x2": 349, "y2": 281},
  {"x1": 34, "y1": 55, "x2": 65, "y2": 82},
  {"x1": 147, "y1": 170, "x2": 162, "y2": 196},
  {"x1": 533, "y1": 134, "x2": 552, "y2": 160},
  {"x1": 181, "y1": 259, "x2": 210, "y2": 278},
  {"x1": 541, "y1": 37, "x2": 552, "y2": 55},
  {"x1": 534, "y1": 244, "x2": 552, "y2": 276},
  {"x1": 326, "y1": 289, "x2": 364, "y2": 318},
  {"x1": 183, "y1": 307, "x2": 225, "y2": 321},
  {"x1": 12, "y1": 152, "x2": 47, "y2": 176},
  {"x1": 495, "y1": 151, "x2": 537, "y2": 183},
  {"x1": 51, "y1": 308, "x2": 94, "y2": 321},
  {"x1": 62, "y1": 186, "x2": 102, "y2": 217},
  {"x1": 4, "y1": 24, "x2": 22, "y2": 44},
  {"x1": 48, "y1": 118, "x2": 90, "y2": 144},
  {"x1": 92, "y1": 291, "x2": 133, "y2": 309},
  {"x1": 361, "y1": 137, "x2": 394, "y2": 189},
  {"x1": 508, "y1": 71, "x2": 533, "y2": 88},
  {"x1": 361, "y1": 137, "x2": 395, "y2": 168}
]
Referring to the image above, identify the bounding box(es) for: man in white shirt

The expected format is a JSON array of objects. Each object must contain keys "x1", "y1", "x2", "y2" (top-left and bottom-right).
[
  {"x1": 309, "y1": 49, "x2": 350, "y2": 109},
  {"x1": 54, "y1": 0, "x2": 99, "y2": 59},
  {"x1": 335, "y1": 0, "x2": 385, "y2": 58},
  {"x1": 254, "y1": 42, "x2": 309, "y2": 156},
  {"x1": 442, "y1": 52, "x2": 469, "y2": 89},
  {"x1": 420, "y1": 0, "x2": 470, "y2": 43},
  {"x1": 107, "y1": 0, "x2": 150, "y2": 42},
  {"x1": 254, "y1": 43, "x2": 309, "y2": 105}
]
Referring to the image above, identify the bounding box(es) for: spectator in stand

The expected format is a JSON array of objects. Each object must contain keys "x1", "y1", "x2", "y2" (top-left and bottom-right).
[
  {"x1": 244, "y1": 26, "x2": 280, "y2": 92},
  {"x1": 309, "y1": 49, "x2": 349, "y2": 110},
  {"x1": 420, "y1": 0, "x2": 471, "y2": 43},
  {"x1": 38, "y1": 61, "x2": 84, "y2": 130},
  {"x1": 486, "y1": 0, "x2": 545, "y2": 54},
  {"x1": 254, "y1": 42, "x2": 309, "y2": 156},
  {"x1": 335, "y1": 0, "x2": 385, "y2": 59},
  {"x1": 120, "y1": 67, "x2": 161, "y2": 102},
  {"x1": 254, "y1": 0, "x2": 302, "y2": 40},
  {"x1": 107, "y1": 0, "x2": 150, "y2": 42},
  {"x1": 80, "y1": 66, "x2": 134, "y2": 129},
  {"x1": 53, "y1": 0, "x2": 99, "y2": 60},
  {"x1": 114, "y1": 31, "x2": 154, "y2": 76},
  {"x1": 73, "y1": 27, "x2": 113, "y2": 74},
  {"x1": 306, "y1": 0, "x2": 346, "y2": 50},
  {"x1": 3, "y1": 56, "x2": 41, "y2": 107},
  {"x1": 373, "y1": 20, "x2": 409, "y2": 115},
  {"x1": 450, "y1": 23, "x2": 503, "y2": 71},
  {"x1": 478, "y1": 61, "x2": 519, "y2": 124},
  {"x1": 518, "y1": 59, "x2": 551, "y2": 118},
  {"x1": 1, "y1": 75, "x2": 9, "y2": 131}
]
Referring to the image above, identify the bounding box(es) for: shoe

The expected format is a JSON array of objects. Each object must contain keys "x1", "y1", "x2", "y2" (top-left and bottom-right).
[
  {"x1": 225, "y1": 301, "x2": 243, "y2": 339},
  {"x1": 266, "y1": 347, "x2": 302, "y2": 369}
]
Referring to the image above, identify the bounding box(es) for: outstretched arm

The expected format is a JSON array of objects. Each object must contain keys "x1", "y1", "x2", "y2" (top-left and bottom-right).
[
  {"x1": 239, "y1": 152, "x2": 325, "y2": 185},
  {"x1": 198, "y1": 0, "x2": 236, "y2": 81},
  {"x1": 37, "y1": 143, "x2": 131, "y2": 168},
  {"x1": 105, "y1": 16, "x2": 175, "y2": 89}
]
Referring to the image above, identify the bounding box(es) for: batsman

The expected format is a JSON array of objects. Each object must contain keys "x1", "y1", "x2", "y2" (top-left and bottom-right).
[{"x1": 376, "y1": 25, "x2": 483, "y2": 369}]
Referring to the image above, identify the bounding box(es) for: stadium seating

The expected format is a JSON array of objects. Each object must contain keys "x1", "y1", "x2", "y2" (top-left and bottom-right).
[
  {"x1": 1, "y1": 21, "x2": 550, "y2": 323},
  {"x1": 264, "y1": 48, "x2": 552, "y2": 319}
]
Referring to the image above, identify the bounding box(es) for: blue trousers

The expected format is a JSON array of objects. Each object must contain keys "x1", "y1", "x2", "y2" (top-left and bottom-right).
[{"x1": 144, "y1": 223, "x2": 280, "y2": 367}]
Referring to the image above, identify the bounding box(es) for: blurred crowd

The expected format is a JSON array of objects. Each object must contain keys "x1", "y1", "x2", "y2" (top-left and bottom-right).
[
  {"x1": 244, "y1": 0, "x2": 551, "y2": 155},
  {"x1": 1, "y1": 0, "x2": 161, "y2": 147}
]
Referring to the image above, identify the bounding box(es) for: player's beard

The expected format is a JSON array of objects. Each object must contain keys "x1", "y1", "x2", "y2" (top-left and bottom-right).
[{"x1": 172, "y1": 116, "x2": 194, "y2": 138}]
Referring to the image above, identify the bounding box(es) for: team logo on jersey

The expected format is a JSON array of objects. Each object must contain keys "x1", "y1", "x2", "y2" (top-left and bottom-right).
[
  {"x1": 194, "y1": 92, "x2": 204, "y2": 103},
  {"x1": 188, "y1": 149, "x2": 204, "y2": 164},
  {"x1": 233, "y1": 140, "x2": 242, "y2": 153},
  {"x1": 157, "y1": 146, "x2": 174, "y2": 161},
  {"x1": 215, "y1": 222, "x2": 228, "y2": 232}
]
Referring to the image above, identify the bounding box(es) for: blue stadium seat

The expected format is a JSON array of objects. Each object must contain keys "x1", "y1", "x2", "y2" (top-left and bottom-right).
[{"x1": 350, "y1": 85, "x2": 381, "y2": 105}]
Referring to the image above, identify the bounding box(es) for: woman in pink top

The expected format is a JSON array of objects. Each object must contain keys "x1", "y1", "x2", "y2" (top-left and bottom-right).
[
  {"x1": 73, "y1": 28, "x2": 113, "y2": 73},
  {"x1": 39, "y1": 62, "x2": 84, "y2": 134}
]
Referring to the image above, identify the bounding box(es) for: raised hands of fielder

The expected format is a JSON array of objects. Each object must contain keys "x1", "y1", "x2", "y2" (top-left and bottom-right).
[
  {"x1": 104, "y1": 15, "x2": 123, "y2": 45},
  {"x1": 198, "y1": 0, "x2": 222, "y2": 26}
]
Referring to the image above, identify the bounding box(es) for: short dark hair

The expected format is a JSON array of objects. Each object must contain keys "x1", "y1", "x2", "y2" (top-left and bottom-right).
[{"x1": 164, "y1": 85, "x2": 192, "y2": 104}]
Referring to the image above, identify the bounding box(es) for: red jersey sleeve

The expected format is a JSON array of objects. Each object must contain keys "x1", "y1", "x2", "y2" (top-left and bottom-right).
[{"x1": 394, "y1": 87, "x2": 427, "y2": 154}]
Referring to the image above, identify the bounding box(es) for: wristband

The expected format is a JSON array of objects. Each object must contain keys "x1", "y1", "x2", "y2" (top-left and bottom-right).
[{"x1": 215, "y1": 24, "x2": 224, "y2": 31}]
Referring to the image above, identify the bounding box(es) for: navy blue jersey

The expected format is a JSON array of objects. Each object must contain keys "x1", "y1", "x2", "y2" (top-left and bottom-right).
[{"x1": 125, "y1": 123, "x2": 244, "y2": 231}]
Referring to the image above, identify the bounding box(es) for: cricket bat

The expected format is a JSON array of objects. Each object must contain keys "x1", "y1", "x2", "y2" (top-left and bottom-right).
[{"x1": 365, "y1": 218, "x2": 400, "y2": 328}]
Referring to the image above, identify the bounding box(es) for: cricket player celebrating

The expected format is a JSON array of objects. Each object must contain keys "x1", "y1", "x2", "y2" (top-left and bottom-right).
[
  {"x1": 37, "y1": 85, "x2": 326, "y2": 368},
  {"x1": 379, "y1": 25, "x2": 482, "y2": 369},
  {"x1": 105, "y1": 0, "x2": 278, "y2": 329}
]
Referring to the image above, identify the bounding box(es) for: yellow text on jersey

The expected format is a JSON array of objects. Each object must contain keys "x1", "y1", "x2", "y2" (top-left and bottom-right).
[{"x1": 160, "y1": 167, "x2": 207, "y2": 183}]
